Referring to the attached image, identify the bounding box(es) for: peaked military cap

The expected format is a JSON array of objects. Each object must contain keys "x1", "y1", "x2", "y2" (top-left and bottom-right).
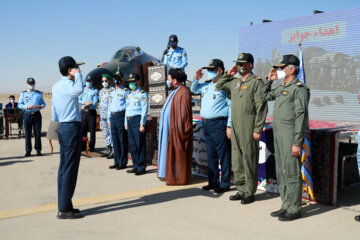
[
  {"x1": 202, "y1": 59, "x2": 224, "y2": 70},
  {"x1": 273, "y1": 54, "x2": 300, "y2": 68},
  {"x1": 234, "y1": 53, "x2": 254, "y2": 64},
  {"x1": 127, "y1": 73, "x2": 140, "y2": 82},
  {"x1": 27, "y1": 77, "x2": 35, "y2": 84}
]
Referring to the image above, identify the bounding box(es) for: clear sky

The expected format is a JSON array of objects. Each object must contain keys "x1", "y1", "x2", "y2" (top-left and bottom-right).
[{"x1": 0, "y1": 0, "x2": 359, "y2": 94}]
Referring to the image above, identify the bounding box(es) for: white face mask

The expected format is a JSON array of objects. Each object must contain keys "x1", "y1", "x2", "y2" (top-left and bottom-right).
[
  {"x1": 102, "y1": 82, "x2": 109, "y2": 88},
  {"x1": 10, "y1": 99, "x2": 14, "y2": 103},
  {"x1": 28, "y1": 84, "x2": 35, "y2": 90},
  {"x1": 276, "y1": 70, "x2": 286, "y2": 79}
]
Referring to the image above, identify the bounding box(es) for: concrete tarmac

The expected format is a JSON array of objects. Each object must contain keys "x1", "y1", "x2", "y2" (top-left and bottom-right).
[{"x1": 1, "y1": 134, "x2": 360, "y2": 240}]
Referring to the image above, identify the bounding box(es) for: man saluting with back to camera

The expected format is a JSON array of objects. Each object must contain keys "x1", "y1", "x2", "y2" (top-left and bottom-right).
[{"x1": 52, "y1": 56, "x2": 85, "y2": 219}]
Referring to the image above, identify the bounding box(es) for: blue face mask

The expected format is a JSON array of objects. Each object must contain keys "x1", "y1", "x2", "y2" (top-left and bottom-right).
[
  {"x1": 207, "y1": 71, "x2": 217, "y2": 80},
  {"x1": 166, "y1": 80, "x2": 171, "y2": 88},
  {"x1": 86, "y1": 82, "x2": 92, "y2": 88},
  {"x1": 129, "y1": 82, "x2": 137, "y2": 90}
]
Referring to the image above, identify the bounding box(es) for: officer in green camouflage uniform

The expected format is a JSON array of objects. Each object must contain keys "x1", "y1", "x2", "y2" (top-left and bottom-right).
[
  {"x1": 261, "y1": 54, "x2": 309, "y2": 221},
  {"x1": 216, "y1": 53, "x2": 268, "y2": 204}
]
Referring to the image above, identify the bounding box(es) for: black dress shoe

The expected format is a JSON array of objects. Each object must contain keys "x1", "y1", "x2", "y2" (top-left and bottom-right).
[
  {"x1": 24, "y1": 152, "x2": 31, "y2": 157},
  {"x1": 214, "y1": 186, "x2": 230, "y2": 193},
  {"x1": 57, "y1": 210, "x2": 84, "y2": 219},
  {"x1": 71, "y1": 208, "x2": 80, "y2": 213},
  {"x1": 271, "y1": 209, "x2": 287, "y2": 217},
  {"x1": 100, "y1": 152, "x2": 109, "y2": 157},
  {"x1": 36, "y1": 152, "x2": 43, "y2": 156},
  {"x1": 116, "y1": 164, "x2": 127, "y2": 170},
  {"x1": 202, "y1": 184, "x2": 217, "y2": 191},
  {"x1": 126, "y1": 169, "x2": 137, "y2": 173},
  {"x1": 229, "y1": 193, "x2": 242, "y2": 201},
  {"x1": 278, "y1": 212, "x2": 301, "y2": 221},
  {"x1": 109, "y1": 164, "x2": 119, "y2": 169},
  {"x1": 135, "y1": 169, "x2": 146, "y2": 175},
  {"x1": 241, "y1": 196, "x2": 255, "y2": 204},
  {"x1": 355, "y1": 215, "x2": 360, "y2": 222}
]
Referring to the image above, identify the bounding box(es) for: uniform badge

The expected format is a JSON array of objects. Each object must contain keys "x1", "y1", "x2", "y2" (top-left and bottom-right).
[
  {"x1": 240, "y1": 85, "x2": 248, "y2": 90},
  {"x1": 142, "y1": 97, "x2": 147, "y2": 102},
  {"x1": 282, "y1": 91, "x2": 288, "y2": 96}
]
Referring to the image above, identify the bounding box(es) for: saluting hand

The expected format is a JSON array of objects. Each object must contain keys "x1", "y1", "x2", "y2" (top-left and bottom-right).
[
  {"x1": 227, "y1": 65, "x2": 238, "y2": 76},
  {"x1": 292, "y1": 145, "x2": 301, "y2": 157},
  {"x1": 194, "y1": 68, "x2": 204, "y2": 80},
  {"x1": 268, "y1": 68, "x2": 278, "y2": 81}
]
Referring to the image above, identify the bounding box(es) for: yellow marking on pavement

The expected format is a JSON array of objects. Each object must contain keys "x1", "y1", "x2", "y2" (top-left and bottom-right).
[{"x1": 0, "y1": 182, "x2": 204, "y2": 220}]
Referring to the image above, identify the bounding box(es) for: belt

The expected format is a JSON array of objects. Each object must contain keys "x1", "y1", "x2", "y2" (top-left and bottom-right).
[
  {"x1": 127, "y1": 115, "x2": 141, "y2": 121},
  {"x1": 25, "y1": 111, "x2": 40, "y2": 115},
  {"x1": 202, "y1": 116, "x2": 227, "y2": 122},
  {"x1": 111, "y1": 111, "x2": 125, "y2": 116}
]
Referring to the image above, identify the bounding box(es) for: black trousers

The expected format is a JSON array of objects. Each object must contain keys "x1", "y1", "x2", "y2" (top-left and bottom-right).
[
  {"x1": 127, "y1": 115, "x2": 146, "y2": 172},
  {"x1": 202, "y1": 118, "x2": 231, "y2": 188},
  {"x1": 23, "y1": 111, "x2": 42, "y2": 153},
  {"x1": 81, "y1": 109, "x2": 97, "y2": 151},
  {"x1": 110, "y1": 111, "x2": 128, "y2": 166},
  {"x1": 57, "y1": 122, "x2": 82, "y2": 211}
]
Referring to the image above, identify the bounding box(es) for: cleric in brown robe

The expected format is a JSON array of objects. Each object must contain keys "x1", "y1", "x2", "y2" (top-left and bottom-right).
[{"x1": 157, "y1": 68, "x2": 193, "y2": 185}]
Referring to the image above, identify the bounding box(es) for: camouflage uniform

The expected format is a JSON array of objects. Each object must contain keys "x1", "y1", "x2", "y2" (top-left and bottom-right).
[{"x1": 99, "y1": 86, "x2": 115, "y2": 146}]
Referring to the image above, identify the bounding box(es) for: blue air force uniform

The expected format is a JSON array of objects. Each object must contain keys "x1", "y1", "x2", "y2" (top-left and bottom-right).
[
  {"x1": 78, "y1": 87, "x2": 99, "y2": 151},
  {"x1": 52, "y1": 66, "x2": 84, "y2": 212},
  {"x1": 190, "y1": 77, "x2": 232, "y2": 189},
  {"x1": 99, "y1": 86, "x2": 115, "y2": 147},
  {"x1": 163, "y1": 46, "x2": 188, "y2": 70},
  {"x1": 18, "y1": 89, "x2": 46, "y2": 154},
  {"x1": 108, "y1": 86, "x2": 129, "y2": 166},
  {"x1": 125, "y1": 87, "x2": 149, "y2": 172}
]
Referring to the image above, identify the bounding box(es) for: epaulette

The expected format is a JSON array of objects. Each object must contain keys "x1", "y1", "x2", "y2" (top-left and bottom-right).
[
  {"x1": 22, "y1": 90, "x2": 27, "y2": 93},
  {"x1": 123, "y1": 88, "x2": 128, "y2": 91},
  {"x1": 295, "y1": 82, "x2": 303, "y2": 87},
  {"x1": 140, "y1": 90, "x2": 145, "y2": 93},
  {"x1": 205, "y1": 79, "x2": 212, "y2": 83},
  {"x1": 255, "y1": 76, "x2": 262, "y2": 80},
  {"x1": 234, "y1": 77, "x2": 241, "y2": 79},
  {"x1": 35, "y1": 90, "x2": 42, "y2": 94},
  {"x1": 178, "y1": 47, "x2": 184, "y2": 50}
]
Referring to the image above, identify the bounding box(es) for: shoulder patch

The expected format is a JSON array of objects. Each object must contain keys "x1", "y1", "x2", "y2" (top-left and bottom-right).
[
  {"x1": 255, "y1": 76, "x2": 262, "y2": 80},
  {"x1": 123, "y1": 88, "x2": 128, "y2": 91}
]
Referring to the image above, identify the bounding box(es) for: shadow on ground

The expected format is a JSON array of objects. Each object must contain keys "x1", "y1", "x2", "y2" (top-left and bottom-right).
[{"x1": 0, "y1": 160, "x2": 33, "y2": 166}]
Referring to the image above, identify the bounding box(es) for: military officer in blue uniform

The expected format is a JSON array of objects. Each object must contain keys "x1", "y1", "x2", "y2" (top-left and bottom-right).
[
  {"x1": 99, "y1": 73, "x2": 115, "y2": 158},
  {"x1": 163, "y1": 34, "x2": 188, "y2": 71},
  {"x1": 124, "y1": 73, "x2": 149, "y2": 175},
  {"x1": 52, "y1": 56, "x2": 85, "y2": 219},
  {"x1": 108, "y1": 71, "x2": 129, "y2": 170},
  {"x1": 79, "y1": 76, "x2": 99, "y2": 152},
  {"x1": 190, "y1": 59, "x2": 232, "y2": 193},
  {"x1": 18, "y1": 77, "x2": 46, "y2": 157}
]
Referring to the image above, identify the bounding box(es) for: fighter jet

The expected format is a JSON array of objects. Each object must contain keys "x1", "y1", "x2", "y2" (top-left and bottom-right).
[{"x1": 85, "y1": 46, "x2": 158, "y2": 91}]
